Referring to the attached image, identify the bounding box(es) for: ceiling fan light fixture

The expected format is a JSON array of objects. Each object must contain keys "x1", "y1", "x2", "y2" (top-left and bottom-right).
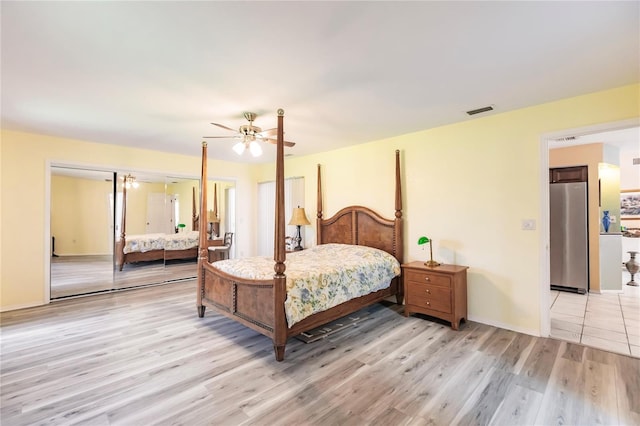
[
  {"x1": 206, "y1": 111, "x2": 294, "y2": 156},
  {"x1": 249, "y1": 141, "x2": 263, "y2": 157},
  {"x1": 232, "y1": 141, "x2": 246, "y2": 155}
]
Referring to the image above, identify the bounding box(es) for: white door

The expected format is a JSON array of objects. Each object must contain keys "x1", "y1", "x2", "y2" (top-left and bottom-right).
[{"x1": 146, "y1": 193, "x2": 173, "y2": 233}]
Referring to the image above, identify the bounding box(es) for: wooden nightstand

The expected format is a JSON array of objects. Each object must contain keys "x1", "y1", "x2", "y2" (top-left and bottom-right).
[{"x1": 401, "y1": 261, "x2": 468, "y2": 330}]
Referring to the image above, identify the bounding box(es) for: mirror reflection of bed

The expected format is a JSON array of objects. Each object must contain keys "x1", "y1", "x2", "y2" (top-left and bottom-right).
[{"x1": 50, "y1": 167, "x2": 234, "y2": 299}]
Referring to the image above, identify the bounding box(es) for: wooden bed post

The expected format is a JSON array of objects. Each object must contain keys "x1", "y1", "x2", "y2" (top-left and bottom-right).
[
  {"x1": 197, "y1": 141, "x2": 208, "y2": 318},
  {"x1": 394, "y1": 149, "x2": 404, "y2": 304},
  {"x1": 213, "y1": 183, "x2": 218, "y2": 218},
  {"x1": 118, "y1": 178, "x2": 128, "y2": 271},
  {"x1": 120, "y1": 179, "x2": 127, "y2": 243},
  {"x1": 394, "y1": 149, "x2": 403, "y2": 254},
  {"x1": 273, "y1": 109, "x2": 287, "y2": 361},
  {"x1": 212, "y1": 183, "x2": 220, "y2": 237},
  {"x1": 316, "y1": 164, "x2": 323, "y2": 243},
  {"x1": 192, "y1": 186, "x2": 197, "y2": 230}
]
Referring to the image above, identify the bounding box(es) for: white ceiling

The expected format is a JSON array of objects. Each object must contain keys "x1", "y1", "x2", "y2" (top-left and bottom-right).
[{"x1": 2, "y1": 1, "x2": 638, "y2": 164}]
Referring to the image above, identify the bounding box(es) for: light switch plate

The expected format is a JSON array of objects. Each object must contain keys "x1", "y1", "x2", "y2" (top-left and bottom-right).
[{"x1": 522, "y1": 219, "x2": 536, "y2": 230}]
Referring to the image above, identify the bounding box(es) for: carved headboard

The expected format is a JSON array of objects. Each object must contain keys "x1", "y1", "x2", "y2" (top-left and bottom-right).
[{"x1": 315, "y1": 150, "x2": 403, "y2": 262}]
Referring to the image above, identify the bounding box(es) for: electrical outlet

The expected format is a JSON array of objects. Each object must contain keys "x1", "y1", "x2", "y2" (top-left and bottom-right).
[
  {"x1": 521, "y1": 219, "x2": 536, "y2": 230},
  {"x1": 610, "y1": 215, "x2": 617, "y2": 223}
]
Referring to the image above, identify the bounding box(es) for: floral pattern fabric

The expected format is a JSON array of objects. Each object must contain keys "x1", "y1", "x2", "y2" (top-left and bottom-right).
[
  {"x1": 122, "y1": 231, "x2": 199, "y2": 254},
  {"x1": 163, "y1": 231, "x2": 200, "y2": 251},
  {"x1": 210, "y1": 243, "x2": 401, "y2": 327},
  {"x1": 122, "y1": 233, "x2": 165, "y2": 254}
]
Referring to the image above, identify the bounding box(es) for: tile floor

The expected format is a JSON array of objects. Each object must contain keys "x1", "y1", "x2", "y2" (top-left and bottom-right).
[{"x1": 550, "y1": 269, "x2": 640, "y2": 358}]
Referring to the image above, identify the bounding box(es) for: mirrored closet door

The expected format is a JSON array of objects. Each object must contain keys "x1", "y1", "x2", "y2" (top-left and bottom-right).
[
  {"x1": 50, "y1": 166, "x2": 236, "y2": 299},
  {"x1": 113, "y1": 172, "x2": 179, "y2": 290},
  {"x1": 50, "y1": 167, "x2": 116, "y2": 298}
]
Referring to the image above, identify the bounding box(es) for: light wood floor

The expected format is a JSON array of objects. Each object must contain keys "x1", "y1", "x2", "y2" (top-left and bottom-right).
[
  {"x1": 51, "y1": 255, "x2": 197, "y2": 299},
  {"x1": 1, "y1": 281, "x2": 639, "y2": 426}
]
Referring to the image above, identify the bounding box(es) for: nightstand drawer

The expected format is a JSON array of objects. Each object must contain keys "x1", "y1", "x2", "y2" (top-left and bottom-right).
[
  {"x1": 401, "y1": 262, "x2": 468, "y2": 330},
  {"x1": 404, "y1": 269, "x2": 451, "y2": 287},
  {"x1": 407, "y1": 284, "x2": 451, "y2": 314}
]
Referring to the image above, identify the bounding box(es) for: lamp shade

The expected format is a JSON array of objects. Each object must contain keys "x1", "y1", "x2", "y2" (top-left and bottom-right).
[
  {"x1": 249, "y1": 141, "x2": 263, "y2": 157},
  {"x1": 288, "y1": 207, "x2": 310, "y2": 226},
  {"x1": 232, "y1": 142, "x2": 246, "y2": 155}
]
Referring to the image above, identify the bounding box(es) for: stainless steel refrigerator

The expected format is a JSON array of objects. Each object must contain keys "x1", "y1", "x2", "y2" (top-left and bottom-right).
[{"x1": 550, "y1": 182, "x2": 589, "y2": 293}]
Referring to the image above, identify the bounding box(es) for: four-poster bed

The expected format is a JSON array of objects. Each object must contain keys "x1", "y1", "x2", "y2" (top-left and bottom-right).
[
  {"x1": 196, "y1": 109, "x2": 404, "y2": 361},
  {"x1": 116, "y1": 186, "x2": 201, "y2": 271}
]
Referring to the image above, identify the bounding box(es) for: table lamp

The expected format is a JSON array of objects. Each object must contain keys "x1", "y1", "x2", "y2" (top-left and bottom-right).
[
  {"x1": 418, "y1": 236, "x2": 440, "y2": 267},
  {"x1": 288, "y1": 206, "x2": 311, "y2": 251}
]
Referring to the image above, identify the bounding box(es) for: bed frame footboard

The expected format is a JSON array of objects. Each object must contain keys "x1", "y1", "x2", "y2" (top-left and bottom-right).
[{"x1": 200, "y1": 264, "x2": 277, "y2": 334}]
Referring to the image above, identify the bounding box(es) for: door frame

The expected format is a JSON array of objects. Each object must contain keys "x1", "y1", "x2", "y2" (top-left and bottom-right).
[{"x1": 538, "y1": 117, "x2": 640, "y2": 337}]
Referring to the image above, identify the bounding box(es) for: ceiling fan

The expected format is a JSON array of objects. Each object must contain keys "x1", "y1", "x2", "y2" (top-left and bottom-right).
[{"x1": 204, "y1": 112, "x2": 295, "y2": 157}]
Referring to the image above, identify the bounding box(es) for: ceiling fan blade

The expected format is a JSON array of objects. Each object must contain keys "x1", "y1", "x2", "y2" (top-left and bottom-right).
[
  {"x1": 264, "y1": 137, "x2": 296, "y2": 147},
  {"x1": 211, "y1": 122, "x2": 237, "y2": 132},
  {"x1": 258, "y1": 128, "x2": 277, "y2": 136},
  {"x1": 203, "y1": 135, "x2": 241, "y2": 139}
]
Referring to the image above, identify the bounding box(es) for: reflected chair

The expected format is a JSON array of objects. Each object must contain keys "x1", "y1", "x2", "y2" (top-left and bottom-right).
[{"x1": 210, "y1": 232, "x2": 234, "y2": 261}]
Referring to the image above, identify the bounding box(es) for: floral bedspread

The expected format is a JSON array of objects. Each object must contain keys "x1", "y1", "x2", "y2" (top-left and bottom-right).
[
  {"x1": 163, "y1": 231, "x2": 199, "y2": 251},
  {"x1": 122, "y1": 231, "x2": 199, "y2": 254},
  {"x1": 210, "y1": 243, "x2": 401, "y2": 327},
  {"x1": 122, "y1": 233, "x2": 165, "y2": 254}
]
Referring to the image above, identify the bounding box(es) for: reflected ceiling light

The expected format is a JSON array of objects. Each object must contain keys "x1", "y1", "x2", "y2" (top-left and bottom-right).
[{"x1": 122, "y1": 174, "x2": 139, "y2": 189}]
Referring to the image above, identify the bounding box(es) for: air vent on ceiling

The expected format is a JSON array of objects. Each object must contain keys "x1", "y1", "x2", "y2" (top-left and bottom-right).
[
  {"x1": 633, "y1": 158, "x2": 640, "y2": 165},
  {"x1": 466, "y1": 105, "x2": 494, "y2": 115},
  {"x1": 554, "y1": 136, "x2": 579, "y2": 142}
]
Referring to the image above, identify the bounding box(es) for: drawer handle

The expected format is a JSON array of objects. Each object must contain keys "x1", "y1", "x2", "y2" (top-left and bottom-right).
[
  {"x1": 426, "y1": 301, "x2": 430, "y2": 305},
  {"x1": 424, "y1": 277, "x2": 430, "y2": 281},
  {"x1": 426, "y1": 289, "x2": 431, "y2": 294}
]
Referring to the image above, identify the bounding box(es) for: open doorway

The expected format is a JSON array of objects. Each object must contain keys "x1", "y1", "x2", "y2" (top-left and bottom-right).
[{"x1": 541, "y1": 123, "x2": 640, "y2": 358}]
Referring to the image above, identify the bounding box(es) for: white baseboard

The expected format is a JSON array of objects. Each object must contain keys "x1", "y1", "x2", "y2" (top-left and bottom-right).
[
  {"x1": 468, "y1": 314, "x2": 541, "y2": 337},
  {"x1": 599, "y1": 289, "x2": 624, "y2": 294}
]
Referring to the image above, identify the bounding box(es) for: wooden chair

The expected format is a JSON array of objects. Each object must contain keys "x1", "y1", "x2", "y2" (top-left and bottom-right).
[{"x1": 209, "y1": 232, "x2": 233, "y2": 261}]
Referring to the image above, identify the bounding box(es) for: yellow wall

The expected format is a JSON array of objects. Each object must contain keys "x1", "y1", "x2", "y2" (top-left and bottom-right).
[
  {"x1": 51, "y1": 175, "x2": 113, "y2": 255},
  {"x1": 258, "y1": 84, "x2": 639, "y2": 334},
  {"x1": 0, "y1": 133, "x2": 255, "y2": 310},
  {"x1": 1, "y1": 84, "x2": 638, "y2": 335},
  {"x1": 120, "y1": 181, "x2": 168, "y2": 235}
]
